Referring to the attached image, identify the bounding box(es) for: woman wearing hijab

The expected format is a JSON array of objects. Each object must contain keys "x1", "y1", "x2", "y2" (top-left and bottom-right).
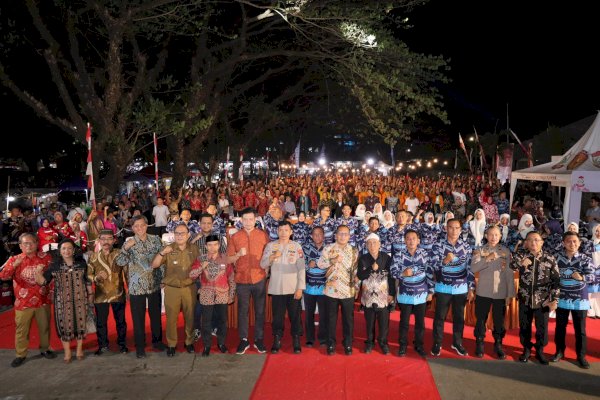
[
  {"x1": 566, "y1": 222, "x2": 594, "y2": 257},
  {"x1": 497, "y1": 214, "x2": 513, "y2": 247},
  {"x1": 589, "y1": 225, "x2": 600, "y2": 318},
  {"x1": 382, "y1": 210, "x2": 395, "y2": 230},
  {"x1": 464, "y1": 209, "x2": 487, "y2": 249},
  {"x1": 541, "y1": 219, "x2": 564, "y2": 258},
  {"x1": 510, "y1": 213, "x2": 535, "y2": 252},
  {"x1": 417, "y1": 211, "x2": 441, "y2": 250},
  {"x1": 372, "y1": 203, "x2": 385, "y2": 224}
]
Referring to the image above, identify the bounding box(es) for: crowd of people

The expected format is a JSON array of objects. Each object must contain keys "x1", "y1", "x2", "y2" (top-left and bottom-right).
[{"x1": 1, "y1": 172, "x2": 599, "y2": 371}]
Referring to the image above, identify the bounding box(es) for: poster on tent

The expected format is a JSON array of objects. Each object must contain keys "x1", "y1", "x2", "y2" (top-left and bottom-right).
[
  {"x1": 496, "y1": 143, "x2": 514, "y2": 184},
  {"x1": 571, "y1": 171, "x2": 600, "y2": 193}
]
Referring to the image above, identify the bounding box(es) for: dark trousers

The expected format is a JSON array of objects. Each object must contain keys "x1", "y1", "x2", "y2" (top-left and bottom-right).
[
  {"x1": 433, "y1": 292, "x2": 467, "y2": 346},
  {"x1": 399, "y1": 303, "x2": 426, "y2": 347},
  {"x1": 95, "y1": 302, "x2": 127, "y2": 348},
  {"x1": 326, "y1": 296, "x2": 354, "y2": 347},
  {"x1": 518, "y1": 302, "x2": 549, "y2": 349},
  {"x1": 474, "y1": 295, "x2": 506, "y2": 340},
  {"x1": 237, "y1": 279, "x2": 266, "y2": 341},
  {"x1": 555, "y1": 308, "x2": 587, "y2": 358},
  {"x1": 130, "y1": 291, "x2": 163, "y2": 351},
  {"x1": 271, "y1": 294, "x2": 303, "y2": 338},
  {"x1": 304, "y1": 293, "x2": 328, "y2": 343},
  {"x1": 364, "y1": 306, "x2": 389, "y2": 345},
  {"x1": 201, "y1": 304, "x2": 228, "y2": 348}
]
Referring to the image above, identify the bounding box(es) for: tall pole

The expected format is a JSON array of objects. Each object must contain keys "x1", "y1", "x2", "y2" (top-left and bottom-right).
[
  {"x1": 5, "y1": 175, "x2": 10, "y2": 212},
  {"x1": 153, "y1": 132, "x2": 159, "y2": 192}
]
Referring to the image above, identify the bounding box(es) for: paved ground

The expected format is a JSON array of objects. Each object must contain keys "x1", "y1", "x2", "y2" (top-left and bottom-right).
[
  {"x1": 429, "y1": 358, "x2": 600, "y2": 400},
  {"x1": 1, "y1": 349, "x2": 599, "y2": 399},
  {"x1": 0, "y1": 349, "x2": 265, "y2": 400}
]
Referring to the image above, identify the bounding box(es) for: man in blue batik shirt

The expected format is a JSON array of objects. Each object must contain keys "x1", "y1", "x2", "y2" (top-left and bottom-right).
[
  {"x1": 430, "y1": 218, "x2": 474, "y2": 357},
  {"x1": 302, "y1": 226, "x2": 327, "y2": 347},
  {"x1": 335, "y1": 204, "x2": 359, "y2": 248},
  {"x1": 551, "y1": 232, "x2": 594, "y2": 369},
  {"x1": 388, "y1": 210, "x2": 417, "y2": 257},
  {"x1": 391, "y1": 229, "x2": 434, "y2": 357}
]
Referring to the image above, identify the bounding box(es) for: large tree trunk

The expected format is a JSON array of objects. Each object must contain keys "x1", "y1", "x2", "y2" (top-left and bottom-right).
[{"x1": 167, "y1": 135, "x2": 186, "y2": 189}]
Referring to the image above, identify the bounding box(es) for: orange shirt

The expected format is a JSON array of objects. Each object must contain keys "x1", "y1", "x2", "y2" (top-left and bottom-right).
[{"x1": 227, "y1": 228, "x2": 269, "y2": 284}]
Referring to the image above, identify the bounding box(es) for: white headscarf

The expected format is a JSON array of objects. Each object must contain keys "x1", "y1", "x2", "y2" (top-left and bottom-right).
[
  {"x1": 382, "y1": 210, "x2": 395, "y2": 229},
  {"x1": 443, "y1": 211, "x2": 454, "y2": 227},
  {"x1": 593, "y1": 225, "x2": 600, "y2": 267},
  {"x1": 518, "y1": 213, "x2": 535, "y2": 239},
  {"x1": 373, "y1": 203, "x2": 384, "y2": 223},
  {"x1": 469, "y1": 208, "x2": 487, "y2": 247},
  {"x1": 424, "y1": 211, "x2": 435, "y2": 226},
  {"x1": 567, "y1": 222, "x2": 579, "y2": 233},
  {"x1": 355, "y1": 204, "x2": 366, "y2": 221},
  {"x1": 499, "y1": 213, "x2": 510, "y2": 242}
]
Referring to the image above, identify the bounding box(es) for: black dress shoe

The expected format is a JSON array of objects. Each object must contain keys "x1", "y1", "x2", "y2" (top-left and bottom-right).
[
  {"x1": 166, "y1": 347, "x2": 176, "y2": 357},
  {"x1": 578, "y1": 357, "x2": 590, "y2": 369},
  {"x1": 136, "y1": 350, "x2": 146, "y2": 359},
  {"x1": 550, "y1": 351, "x2": 564, "y2": 363},
  {"x1": 186, "y1": 344, "x2": 195, "y2": 354},
  {"x1": 365, "y1": 343, "x2": 373, "y2": 354},
  {"x1": 202, "y1": 347, "x2": 210, "y2": 357},
  {"x1": 519, "y1": 348, "x2": 530, "y2": 363},
  {"x1": 344, "y1": 346, "x2": 352, "y2": 356},
  {"x1": 94, "y1": 347, "x2": 109, "y2": 356},
  {"x1": 40, "y1": 350, "x2": 57, "y2": 359},
  {"x1": 217, "y1": 344, "x2": 228, "y2": 353},
  {"x1": 380, "y1": 344, "x2": 390, "y2": 355},
  {"x1": 271, "y1": 335, "x2": 281, "y2": 354},
  {"x1": 398, "y1": 345, "x2": 407, "y2": 357},
  {"x1": 535, "y1": 350, "x2": 549, "y2": 365},
  {"x1": 153, "y1": 342, "x2": 167, "y2": 351},
  {"x1": 11, "y1": 357, "x2": 25, "y2": 368},
  {"x1": 120, "y1": 346, "x2": 129, "y2": 354},
  {"x1": 327, "y1": 346, "x2": 335, "y2": 356},
  {"x1": 305, "y1": 341, "x2": 314, "y2": 348},
  {"x1": 415, "y1": 347, "x2": 427, "y2": 357},
  {"x1": 293, "y1": 336, "x2": 301, "y2": 354}
]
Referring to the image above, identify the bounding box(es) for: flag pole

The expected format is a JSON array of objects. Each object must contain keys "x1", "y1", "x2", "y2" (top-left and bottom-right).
[{"x1": 153, "y1": 132, "x2": 159, "y2": 193}]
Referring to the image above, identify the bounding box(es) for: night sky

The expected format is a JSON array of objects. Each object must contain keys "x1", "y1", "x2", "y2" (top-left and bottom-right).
[{"x1": 1, "y1": 1, "x2": 598, "y2": 159}]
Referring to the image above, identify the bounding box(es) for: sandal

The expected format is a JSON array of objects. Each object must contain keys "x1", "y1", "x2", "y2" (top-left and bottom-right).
[
  {"x1": 76, "y1": 353, "x2": 85, "y2": 361},
  {"x1": 64, "y1": 357, "x2": 72, "y2": 364}
]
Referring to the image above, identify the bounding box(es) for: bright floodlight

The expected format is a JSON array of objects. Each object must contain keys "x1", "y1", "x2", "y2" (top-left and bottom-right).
[
  {"x1": 367, "y1": 158, "x2": 374, "y2": 165},
  {"x1": 7, "y1": 196, "x2": 15, "y2": 201},
  {"x1": 443, "y1": 161, "x2": 448, "y2": 165},
  {"x1": 318, "y1": 158, "x2": 326, "y2": 166}
]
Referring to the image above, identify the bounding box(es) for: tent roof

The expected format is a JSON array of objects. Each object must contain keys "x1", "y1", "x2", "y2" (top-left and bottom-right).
[{"x1": 512, "y1": 111, "x2": 600, "y2": 186}]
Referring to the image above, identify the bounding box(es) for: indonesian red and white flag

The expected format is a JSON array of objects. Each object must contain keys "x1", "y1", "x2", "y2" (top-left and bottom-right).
[
  {"x1": 85, "y1": 123, "x2": 96, "y2": 207},
  {"x1": 238, "y1": 148, "x2": 244, "y2": 182},
  {"x1": 153, "y1": 132, "x2": 159, "y2": 191}
]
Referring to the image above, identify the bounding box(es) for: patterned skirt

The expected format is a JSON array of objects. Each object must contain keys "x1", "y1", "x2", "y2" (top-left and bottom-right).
[{"x1": 52, "y1": 268, "x2": 88, "y2": 341}]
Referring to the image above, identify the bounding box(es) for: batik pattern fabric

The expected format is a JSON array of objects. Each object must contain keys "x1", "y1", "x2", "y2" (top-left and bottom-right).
[
  {"x1": 190, "y1": 254, "x2": 236, "y2": 305},
  {"x1": 415, "y1": 223, "x2": 441, "y2": 250},
  {"x1": 555, "y1": 252, "x2": 594, "y2": 310},
  {"x1": 44, "y1": 259, "x2": 89, "y2": 341},
  {"x1": 591, "y1": 242, "x2": 600, "y2": 293},
  {"x1": 292, "y1": 221, "x2": 311, "y2": 246},
  {"x1": 543, "y1": 233, "x2": 563, "y2": 258},
  {"x1": 0, "y1": 252, "x2": 52, "y2": 310},
  {"x1": 86, "y1": 249, "x2": 126, "y2": 303},
  {"x1": 313, "y1": 216, "x2": 337, "y2": 245},
  {"x1": 114, "y1": 235, "x2": 164, "y2": 295},
  {"x1": 431, "y1": 238, "x2": 473, "y2": 295},
  {"x1": 303, "y1": 240, "x2": 326, "y2": 296},
  {"x1": 391, "y1": 247, "x2": 434, "y2": 305},
  {"x1": 388, "y1": 224, "x2": 418, "y2": 258},
  {"x1": 510, "y1": 250, "x2": 560, "y2": 308},
  {"x1": 357, "y1": 252, "x2": 395, "y2": 308},
  {"x1": 262, "y1": 213, "x2": 282, "y2": 241},
  {"x1": 335, "y1": 217, "x2": 360, "y2": 247},
  {"x1": 317, "y1": 244, "x2": 359, "y2": 299}
]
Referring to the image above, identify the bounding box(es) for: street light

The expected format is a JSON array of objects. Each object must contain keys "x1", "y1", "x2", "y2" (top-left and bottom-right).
[
  {"x1": 367, "y1": 158, "x2": 374, "y2": 165},
  {"x1": 318, "y1": 157, "x2": 326, "y2": 166}
]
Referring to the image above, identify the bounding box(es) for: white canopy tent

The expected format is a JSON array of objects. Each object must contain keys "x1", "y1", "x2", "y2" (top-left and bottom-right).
[{"x1": 510, "y1": 111, "x2": 600, "y2": 227}]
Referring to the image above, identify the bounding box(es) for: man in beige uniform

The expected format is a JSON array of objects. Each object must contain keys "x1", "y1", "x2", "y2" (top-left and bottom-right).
[{"x1": 152, "y1": 224, "x2": 199, "y2": 356}]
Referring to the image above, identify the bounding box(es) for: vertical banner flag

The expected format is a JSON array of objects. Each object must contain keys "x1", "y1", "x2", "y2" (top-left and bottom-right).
[
  {"x1": 266, "y1": 149, "x2": 270, "y2": 182},
  {"x1": 85, "y1": 123, "x2": 96, "y2": 209},
  {"x1": 509, "y1": 128, "x2": 533, "y2": 166},
  {"x1": 496, "y1": 143, "x2": 514, "y2": 184},
  {"x1": 454, "y1": 149, "x2": 458, "y2": 169},
  {"x1": 153, "y1": 132, "x2": 159, "y2": 192},
  {"x1": 225, "y1": 146, "x2": 230, "y2": 182},
  {"x1": 458, "y1": 133, "x2": 472, "y2": 171},
  {"x1": 473, "y1": 127, "x2": 488, "y2": 170},
  {"x1": 239, "y1": 148, "x2": 244, "y2": 182},
  {"x1": 294, "y1": 140, "x2": 301, "y2": 169}
]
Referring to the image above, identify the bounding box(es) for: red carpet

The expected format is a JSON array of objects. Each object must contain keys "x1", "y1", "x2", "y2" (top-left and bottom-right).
[{"x1": 1, "y1": 304, "x2": 599, "y2": 400}]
